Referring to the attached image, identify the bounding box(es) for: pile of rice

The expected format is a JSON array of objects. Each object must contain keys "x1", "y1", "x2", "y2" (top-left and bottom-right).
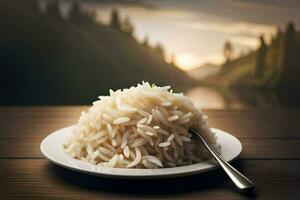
[{"x1": 64, "y1": 82, "x2": 217, "y2": 168}]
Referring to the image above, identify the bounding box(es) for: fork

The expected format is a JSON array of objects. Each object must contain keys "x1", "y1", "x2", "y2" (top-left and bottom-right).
[{"x1": 189, "y1": 128, "x2": 255, "y2": 192}]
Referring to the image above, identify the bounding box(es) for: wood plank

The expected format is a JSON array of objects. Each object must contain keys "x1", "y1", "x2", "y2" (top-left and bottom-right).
[
  {"x1": 241, "y1": 138, "x2": 300, "y2": 159},
  {"x1": 1, "y1": 138, "x2": 300, "y2": 160},
  {"x1": 206, "y1": 109, "x2": 300, "y2": 139},
  {"x1": 0, "y1": 108, "x2": 299, "y2": 199},
  {"x1": 0, "y1": 107, "x2": 85, "y2": 139},
  {"x1": 0, "y1": 107, "x2": 300, "y2": 139},
  {"x1": 1, "y1": 159, "x2": 300, "y2": 199}
]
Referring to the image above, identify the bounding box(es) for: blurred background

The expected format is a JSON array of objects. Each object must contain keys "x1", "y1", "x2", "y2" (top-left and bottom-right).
[{"x1": 1, "y1": 0, "x2": 300, "y2": 108}]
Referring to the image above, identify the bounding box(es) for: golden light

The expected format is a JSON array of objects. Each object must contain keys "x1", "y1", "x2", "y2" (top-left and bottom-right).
[{"x1": 174, "y1": 53, "x2": 201, "y2": 71}]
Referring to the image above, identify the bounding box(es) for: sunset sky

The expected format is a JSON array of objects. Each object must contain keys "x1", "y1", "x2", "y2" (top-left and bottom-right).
[{"x1": 58, "y1": 0, "x2": 300, "y2": 70}]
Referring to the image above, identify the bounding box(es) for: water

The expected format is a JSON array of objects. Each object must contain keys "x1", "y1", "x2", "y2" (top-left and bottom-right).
[
  {"x1": 186, "y1": 87, "x2": 226, "y2": 109},
  {"x1": 186, "y1": 86, "x2": 285, "y2": 109}
]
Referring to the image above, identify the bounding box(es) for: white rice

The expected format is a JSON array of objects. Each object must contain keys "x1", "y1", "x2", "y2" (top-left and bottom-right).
[
  {"x1": 64, "y1": 82, "x2": 217, "y2": 169},
  {"x1": 113, "y1": 117, "x2": 130, "y2": 125}
]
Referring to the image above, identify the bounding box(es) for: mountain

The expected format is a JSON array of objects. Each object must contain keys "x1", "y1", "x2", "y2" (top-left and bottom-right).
[
  {"x1": 0, "y1": 0, "x2": 194, "y2": 105},
  {"x1": 209, "y1": 23, "x2": 300, "y2": 90},
  {"x1": 205, "y1": 23, "x2": 300, "y2": 106},
  {"x1": 187, "y1": 63, "x2": 221, "y2": 81},
  {"x1": 208, "y1": 53, "x2": 256, "y2": 87}
]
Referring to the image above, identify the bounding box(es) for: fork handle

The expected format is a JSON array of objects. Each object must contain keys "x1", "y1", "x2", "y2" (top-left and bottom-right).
[{"x1": 190, "y1": 129, "x2": 255, "y2": 191}]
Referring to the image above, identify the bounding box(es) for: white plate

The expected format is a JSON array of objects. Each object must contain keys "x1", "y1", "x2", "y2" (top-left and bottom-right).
[{"x1": 40, "y1": 126, "x2": 242, "y2": 179}]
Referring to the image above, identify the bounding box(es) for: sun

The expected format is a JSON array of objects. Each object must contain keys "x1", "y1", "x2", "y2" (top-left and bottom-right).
[{"x1": 174, "y1": 53, "x2": 200, "y2": 71}]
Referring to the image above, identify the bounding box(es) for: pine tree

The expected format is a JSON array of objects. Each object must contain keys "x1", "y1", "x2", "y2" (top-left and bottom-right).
[
  {"x1": 46, "y1": 0, "x2": 62, "y2": 20},
  {"x1": 154, "y1": 43, "x2": 164, "y2": 57},
  {"x1": 68, "y1": 1, "x2": 82, "y2": 23},
  {"x1": 122, "y1": 16, "x2": 134, "y2": 36},
  {"x1": 223, "y1": 40, "x2": 234, "y2": 62},
  {"x1": 110, "y1": 8, "x2": 121, "y2": 30},
  {"x1": 280, "y1": 21, "x2": 297, "y2": 85},
  {"x1": 255, "y1": 35, "x2": 267, "y2": 78},
  {"x1": 86, "y1": 11, "x2": 96, "y2": 25},
  {"x1": 169, "y1": 53, "x2": 175, "y2": 65},
  {"x1": 285, "y1": 22, "x2": 296, "y2": 67},
  {"x1": 276, "y1": 26, "x2": 282, "y2": 38},
  {"x1": 142, "y1": 36, "x2": 149, "y2": 48}
]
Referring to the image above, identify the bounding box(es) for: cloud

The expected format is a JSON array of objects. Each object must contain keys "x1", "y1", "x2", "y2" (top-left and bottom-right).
[
  {"x1": 177, "y1": 21, "x2": 276, "y2": 38},
  {"x1": 76, "y1": 0, "x2": 158, "y2": 10},
  {"x1": 229, "y1": 35, "x2": 260, "y2": 49},
  {"x1": 227, "y1": 0, "x2": 300, "y2": 11}
]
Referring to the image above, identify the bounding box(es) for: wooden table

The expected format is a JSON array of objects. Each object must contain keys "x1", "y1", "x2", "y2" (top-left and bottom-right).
[{"x1": 0, "y1": 107, "x2": 299, "y2": 199}]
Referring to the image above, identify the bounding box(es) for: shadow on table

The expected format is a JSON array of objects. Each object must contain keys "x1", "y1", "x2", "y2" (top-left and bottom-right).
[{"x1": 47, "y1": 159, "x2": 257, "y2": 198}]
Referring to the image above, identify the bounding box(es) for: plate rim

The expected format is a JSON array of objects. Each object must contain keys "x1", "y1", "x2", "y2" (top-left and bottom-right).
[{"x1": 40, "y1": 126, "x2": 242, "y2": 179}]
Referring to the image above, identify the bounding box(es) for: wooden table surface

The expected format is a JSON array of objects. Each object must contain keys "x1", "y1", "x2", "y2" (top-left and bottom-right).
[{"x1": 0, "y1": 106, "x2": 299, "y2": 199}]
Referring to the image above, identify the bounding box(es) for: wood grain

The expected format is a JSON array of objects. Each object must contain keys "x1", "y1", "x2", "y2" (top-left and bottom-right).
[
  {"x1": 1, "y1": 138, "x2": 300, "y2": 159},
  {"x1": 0, "y1": 159, "x2": 300, "y2": 200},
  {"x1": 1, "y1": 107, "x2": 299, "y2": 139},
  {"x1": 0, "y1": 107, "x2": 299, "y2": 199}
]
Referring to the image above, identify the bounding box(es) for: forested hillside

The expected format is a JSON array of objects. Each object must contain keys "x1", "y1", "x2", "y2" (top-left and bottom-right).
[
  {"x1": 0, "y1": 0, "x2": 194, "y2": 104},
  {"x1": 203, "y1": 22, "x2": 300, "y2": 106}
]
